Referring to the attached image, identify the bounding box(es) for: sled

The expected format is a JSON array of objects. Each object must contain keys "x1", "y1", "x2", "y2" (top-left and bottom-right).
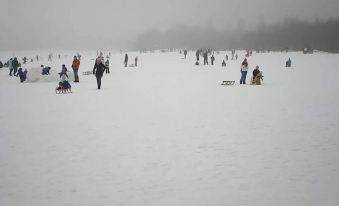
[
  {"x1": 55, "y1": 87, "x2": 72, "y2": 94},
  {"x1": 82, "y1": 71, "x2": 93, "y2": 75},
  {"x1": 221, "y1": 81, "x2": 235, "y2": 86}
]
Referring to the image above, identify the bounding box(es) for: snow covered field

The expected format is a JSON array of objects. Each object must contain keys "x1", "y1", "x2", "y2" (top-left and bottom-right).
[{"x1": 0, "y1": 50, "x2": 339, "y2": 206}]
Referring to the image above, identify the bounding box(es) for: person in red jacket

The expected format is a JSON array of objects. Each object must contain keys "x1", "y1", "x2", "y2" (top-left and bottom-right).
[{"x1": 71, "y1": 56, "x2": 80, "y2": 82}]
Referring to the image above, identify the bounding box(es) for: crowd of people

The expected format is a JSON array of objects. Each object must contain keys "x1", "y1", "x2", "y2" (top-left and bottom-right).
[{"x1": 0, "y1": 49, "x2": 293, "y2": 93}]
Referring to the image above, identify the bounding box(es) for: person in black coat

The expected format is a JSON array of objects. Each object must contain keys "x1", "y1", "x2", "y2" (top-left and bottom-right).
[
  {"x1": 12, "y1": 57, "x2": 19, "y2": 76},
  {"x1": 93, "y1": 59, "x2": 106, "y2": 89},
  {"x1": 124, "y1": 54, "x2": 128, "y2": 67},
  {"x1": 196, "y1": 50, "x2": 200, "y2": 61},
  {"x1": 211, "y1": 55, "x2": 215, "y2": 65}
]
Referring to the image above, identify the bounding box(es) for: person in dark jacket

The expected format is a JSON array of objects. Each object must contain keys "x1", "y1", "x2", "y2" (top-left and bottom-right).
[
  {"x1": 222, "y1": 60, "x2": 226, "y2": 67},
  {"x1": 134, "y1": 56, "x2": 138, "y2": 67},
  {"x1": 0, "y1": 61, "x2": 3, "y2": 68},
  {"x1": 203, "y1": 52, "x2": 208, "y2": 65},
  {"x1": 93, "y1": 59, "x2": 106, "y2": 89},
  {"x1": 286, "y1": 58, "x2": 291, "y2": 67},
  {"x1": 12, "y1": 57, "x2": 19, "y2": 76},
  {"x1": 59, "y1": 64, "x2": 68, "y2": 78},
  {"x1": 42, "y1": 66, "x2": 51, "y2": 75},
  {"x1": 17, "y1": 68, "x2": 28, "y2": 82},
  {"x1": 196, "y1": 50, "x2": 200, "y2": 61},
  {"x1": 184, "y1": 50, "x2": 188, "y2": 59},
  {"x1": 124, "y1": 54, "x2": 128, "y2": 67},
  {"x1": 211, "y1": 55, "x2": 215, "y2": 65}
]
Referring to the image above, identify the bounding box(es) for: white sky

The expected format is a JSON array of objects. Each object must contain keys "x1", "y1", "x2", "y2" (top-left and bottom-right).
[{"x1": 1, "y1": 0, "x2": 339, "y2": 50}]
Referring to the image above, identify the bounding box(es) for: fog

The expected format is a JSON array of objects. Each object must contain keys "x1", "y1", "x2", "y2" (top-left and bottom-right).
[{"x1": 1, "y1": 0, "x2": 339, "y2": 50}]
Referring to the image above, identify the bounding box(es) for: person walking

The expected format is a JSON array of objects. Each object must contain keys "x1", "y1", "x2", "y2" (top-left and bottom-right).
[
  {"x1": 93, "y1": 59, "x2": 106, "y2": 89},
  {"x1": 71, "y1": 56, "x2": 80, "y2": 82}
]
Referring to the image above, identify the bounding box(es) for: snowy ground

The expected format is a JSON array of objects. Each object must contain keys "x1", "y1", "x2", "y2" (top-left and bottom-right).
[{"x1": 0, "y1": 50, "x2": 339, "y2": 206}]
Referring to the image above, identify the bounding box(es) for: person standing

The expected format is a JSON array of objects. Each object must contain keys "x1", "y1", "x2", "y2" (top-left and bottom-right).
[
  {"x1": 12, "y1": 57, "x2": 19, "y2": 77},
  {"x1": 240, "y1": 58, "x2": 248, "y2": 84},
  {"x1": 124, "y1": 54, "x2": 128, "y2": 67},
  {"x1": 8, "y1": 58, "x2": 13, "y2": 76},
  {"x1": 59, "y1": 64, "x2": 68, "y2": 78},
  {"x1": 135, "y1": 56, "x2": 138, "y2": 67},
  {"x1": 71, "y1": 56, "x2": 80, "y2": 82},
  {"x1": 93, "y1": 59, "x2": 106, "y2": 89},
  {"x1": 211, "y1": 55, "x2": 215, "y2": 65},
  {"x1": 203, "y1": 51, "x2": 208, "y2": 65},
  {"x1": 105, "y1": 59, "x2": 110, "y2": 74},
  {"x1": 184, "y1": 50, "x2": 187, "y2": 59}
]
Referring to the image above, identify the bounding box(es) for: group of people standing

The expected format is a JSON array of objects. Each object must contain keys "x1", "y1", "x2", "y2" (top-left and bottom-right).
[
  {"x1": 193, "y1": 49, "x2": 239, "y2": 67},
  {"x1": 8, "y1": 57, "x2": 20, "y2": 76},
  {"x1": 124, "y1": 54, "x2": 138, "y2": 67}
]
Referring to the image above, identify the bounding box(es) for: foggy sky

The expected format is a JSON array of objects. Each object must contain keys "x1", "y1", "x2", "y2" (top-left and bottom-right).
[{"x1": 1, "y1": 0, "x2": 339, "y2": 50}]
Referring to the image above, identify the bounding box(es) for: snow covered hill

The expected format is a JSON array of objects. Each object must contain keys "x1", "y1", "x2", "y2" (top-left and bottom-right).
[{"x1": 0, "y1": 50, "x2": 338, "y2": 206}]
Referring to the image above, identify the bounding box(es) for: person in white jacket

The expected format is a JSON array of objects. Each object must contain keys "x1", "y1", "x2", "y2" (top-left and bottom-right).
[
  {"x1": 240, "y1": 58, "x2": 248, "y2": 84},
  {"x1": 8, "y1": 58, "x2": 13, "y2": 76}
]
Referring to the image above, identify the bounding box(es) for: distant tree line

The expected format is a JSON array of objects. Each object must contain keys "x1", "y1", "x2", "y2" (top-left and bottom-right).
[{"x1": 134, "y1": 18, "x2": 339, "y2": 53}]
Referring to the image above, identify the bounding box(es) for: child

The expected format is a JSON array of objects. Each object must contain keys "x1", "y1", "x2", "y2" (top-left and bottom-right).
[
  {"x1": 17, "y1": 68, "x2": 28, "y2": 82},
  {"x1": 56, "y1": 73, "x2": 71, "y2": 93}
]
